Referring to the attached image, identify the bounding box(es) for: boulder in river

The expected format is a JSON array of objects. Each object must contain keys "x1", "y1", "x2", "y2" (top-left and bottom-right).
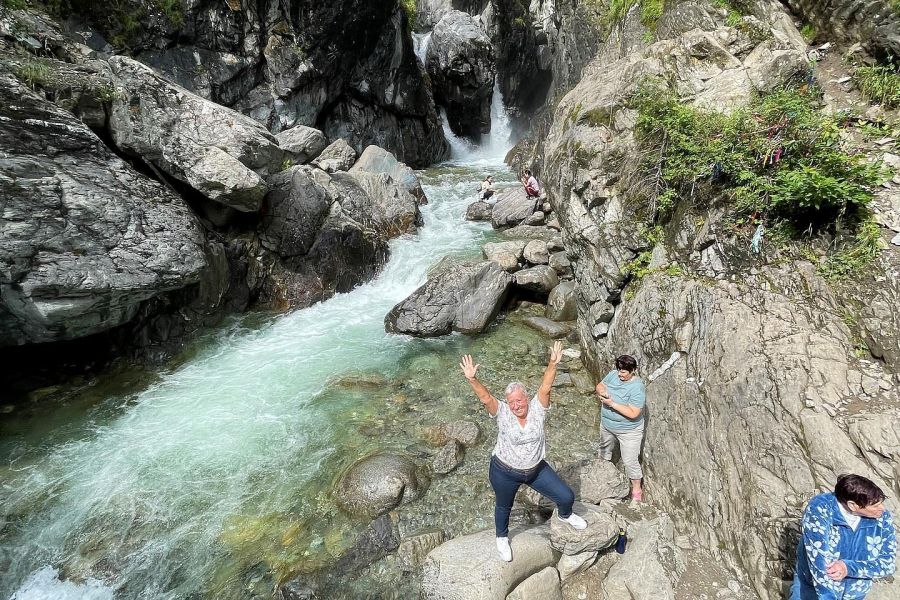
[
  {"x1": 491, "y1": 187, "x2": 538, "y2": 229},
  {"x1": 313, "y1": 139, "x2": 357, "y2": 173},
  {"x1": 426, "y1": 10, "x2": 496, "y2": 139},
  {"x1": 431, "y1": 440, "x2": 465, "y2": 475},
  {"x1": 107, "y1": 55, "x2": 283, "y2": 212},
  {"x1": 465, "y1": 201, "x2": 493, "y2": 221},
  {"x1": 545, "y1": 281, "x2": 577, "y2": 321},
  {"x1": 515, "y1": 266, "x2": 560, "y2": 294},
  {"x1": 333, "y1": 453, "x2": 428, "y2": 518},
  {"x1": 350, "y1": 145, "x2": 427, "y2": 204},
  {"x1": 385, "y1": 261, "x2": 513, "y2": 337},
  {"x1": 422, "y1": 420, "x2": 481, "y2": 447}
]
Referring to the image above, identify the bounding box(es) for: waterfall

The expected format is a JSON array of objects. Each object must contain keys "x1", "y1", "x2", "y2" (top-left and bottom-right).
[
  {"x1": 442, "y1": 82, "x2": 514, "y2": 166},
  {"x1": 412, "y1": 32, "x2": 431, "y2": 66}
]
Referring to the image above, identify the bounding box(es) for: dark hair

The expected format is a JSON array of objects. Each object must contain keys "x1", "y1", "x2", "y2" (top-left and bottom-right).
[
  {"x1": 835, "y1": 474, "x2": 886, "y2": 507},
  {"x1": 524, "y1": 169, "x2": 532, "y2": 176},
  {"x1": 614, "y1": 355, "x2": 638, "y2": 372}
]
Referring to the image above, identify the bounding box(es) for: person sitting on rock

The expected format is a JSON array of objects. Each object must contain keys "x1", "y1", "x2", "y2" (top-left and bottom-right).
[
  {"x1": 596, "y1": 354, "x2": 646, "y2": 502},
  {"x1": 460, "y1": 340, "x2": 587, "y2": 562},
  {"x1": 791, "y1": 473, "x2": 896, "y2": 600},
  {"x1": 522, "y1": 169, "x2": 541, "y2": 198},
  {"x1": 479, "y1": 175, "x2": 495, "y2": 202}
]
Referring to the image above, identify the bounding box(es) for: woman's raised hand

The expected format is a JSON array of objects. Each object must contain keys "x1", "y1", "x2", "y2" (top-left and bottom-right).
[
  {"x1": 548, "y1": 341, "x2": 563, "y2": 365},
  {"x1": 460, "y1": 354, "x2": 480, "y2": 380}
]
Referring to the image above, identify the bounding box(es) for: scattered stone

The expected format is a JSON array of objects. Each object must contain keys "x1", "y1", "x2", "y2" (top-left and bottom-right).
[
  {"x1": 546, "y1": 282, "x2": 577, "y2": 321},
  {"x1": 432, "y1": 440, "x2": 465, "y2": 475},
  {"x1": 312, "y1": 139, "x2": 357, "y2": 172},
  {"x1": 524, "y1": 240, "x2": 550, "y2": 265},
  {"x1": 421, "y1": 525, "x2": 557, "y2": 599},
  {"x1": 524, "y1": 211, "x2": 546, "y2": 226},
  {"x1": 549, "y1": 252, "x2": 573, "y2": 278},
  {"x1": 515, "y1": 266, "x2": 560, "y2": 294},
  {"x1": 483, "y1": 240, "x2": 528, "y2": 272},
  {"x1": 549, "y1": 502, "x2": 619, "y2": 555},
  {"x1": 334, "y1": 454, "x2": 427, "y2": 518},
  {"x1": 466, "y1": 201, "x2": 493, "y2": 221},
  {"x1": 276, "y1": 125, "x2": 328, "y2": 164},
  {"x1": 423, "y1": 421, "x2": 481, "y2": 447},
  {"x1": 507, "y1": 566, "x2": 562, "y2": 600},
  {"x1": 523, "y1": 316, "x2": 572, "y2": 339}
]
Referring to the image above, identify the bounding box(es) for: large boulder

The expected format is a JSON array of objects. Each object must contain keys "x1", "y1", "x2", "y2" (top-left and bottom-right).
[
  {"x1": 349, "y1": 145, "x2": 427, "y2": 204},
  {"x1": 523, "y1": 240, "x2": 550, "y2": 265},
  {"x1": 545, "y1": 281, "x2": 577, "y2": 321},
  {"x1": 398, "y1": 529, "x2": 448, "y2": 572},
  {"x1": 431, "y1": 440, "x2": 465, "y2": 475},
  {"x1": 385, "y1": 261, "x2": 513, "y2": 336},
  {"x1": 259, "y1": 167, "x2": 332, "y2": 258},
  {"x1": 107, "y1": 56, "x2": 283, "y2": 212},
  {"x1": 466, "y1": 201, "x2": 493, "y2": 221},
  {"x1": 483, "y1": 240, "x2": 528, "y2": 272},
  {"x1": 276, "y1": 125, "x2": 329, "y2": 165},
  {"x1": 426, "y1": 10, "x2": 496, "y2": 139},
  {"x1": 492, "y1": 188, "x2": 538, "y2": 229},
  {"x1": 422, "y1": 420, "x2": 482, "y2": 447},
  {"x1": 333, "y1": 453, "x2": 428, "y2": 518},
  {"x1": 599, "y1": 517, "x2": 678, "y2": 600},
  {"x1": 514, "y1": 266, "x2": 559, "y2": 294},
  {"x1": 312, "y1": 139, "x2": 357, "y2": 173},
  {"x1": 421, "y1": 525, "x2": 559, "y2": 600},
  {"x1": 549, "y1": 502, "x2": 620, "y2": 555},
  {"x1": 507, "y1": 566, "x2": 562, "y2": 600},
  {"x1": 344, "y1": 171, "x2": 423, "y2": 237},
  {"x1": 0, "y1": 73, "x2": 208, "y2": 346}
]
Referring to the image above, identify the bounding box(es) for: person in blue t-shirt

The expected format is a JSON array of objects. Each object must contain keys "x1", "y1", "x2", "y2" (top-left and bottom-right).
[
  {"x1": 791, "y1": 474, "x2": 896, "y2": 599},
  {"x1": 595, "y1": 354, "x2": 646, "y2": 502}
]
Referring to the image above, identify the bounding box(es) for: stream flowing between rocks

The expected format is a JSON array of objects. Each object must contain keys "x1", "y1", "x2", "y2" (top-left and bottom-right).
[{"x1": 0, "y1": 100, "x2": 599, "y2": 599}]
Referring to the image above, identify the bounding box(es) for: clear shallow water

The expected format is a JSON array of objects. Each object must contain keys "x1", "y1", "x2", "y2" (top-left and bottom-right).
[{"x1": 0, "y1": 104, "x2": 520, "y2": 599}]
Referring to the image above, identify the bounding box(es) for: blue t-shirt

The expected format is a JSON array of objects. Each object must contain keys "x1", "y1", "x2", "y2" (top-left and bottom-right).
[{"x1": 600, "y1": 370, "x2": 645, "y2": 431}]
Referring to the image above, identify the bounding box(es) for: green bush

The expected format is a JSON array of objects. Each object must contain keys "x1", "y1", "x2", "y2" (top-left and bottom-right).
[
  {"x1": 16, "y1": 59, "x2": 55, "y2": 89},
  {"x1": 605, "y1": 0, "x2": 663, "y2": 30},
  {"x1": 855, "y1": 64, "x2": 900, "y2": 108},
  {"x1": 632, "y1": 85, "x2": 882, "y2": 228},
  {"x1": 818, "y1": 218, "x2": 885, "y2": 280},
  {"x1": 400, "y1": 0, "x2": 415, "y2": 22}
]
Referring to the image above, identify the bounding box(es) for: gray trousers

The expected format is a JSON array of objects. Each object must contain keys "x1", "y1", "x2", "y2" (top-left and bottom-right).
[{"x1": 599, "y1": 423, "x2": 645, "y2": 480}]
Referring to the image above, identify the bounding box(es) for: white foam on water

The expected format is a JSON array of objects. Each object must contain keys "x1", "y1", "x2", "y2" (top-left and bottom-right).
[{"x1": 10, "y1": 567, "x2": 114, "y2": 600}]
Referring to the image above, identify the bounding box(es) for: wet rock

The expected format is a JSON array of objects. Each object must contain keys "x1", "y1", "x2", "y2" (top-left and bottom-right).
[
  {"x1": 385, "y1": 261, "x2": 513, "y2": 336},
  {"x1": 421, "y1": 525, "x2": 558, "y2": 599},
  {"x1": 432, "y1": 440, "x2": 465, "y2": 475},
  {"x1": 549, "y1": 502, "x2": 619, "y2": 555},
  {"x1": 426, "y1": 10, "x2": 495, "y2": 139},
  {"x1": 492, "y1": 188, "x2": 539, "y2": 229},
  {"x1": 276, "y1": 126, "x2": 329, "y2": 165},
  {"x1": 523, "y1": 317, "x2": 572, "y2": 339},
  {"x1": 483, "y1": 240, "x2": 528, "y2": 272},
  {"x1": 507, "y1": 566, "x2": 562, "y2": 600},
  {"x1": 415, "y1": 0, "x2": 453, "y2": 31},
  {"x1": 466, "y1": 201, "x2": 494, "y2": 221},
  {"x1": 349, "y1": 145, "x2": 427, "y2": 204},
  {"x1": 107, "y1": 56, "x2": 282, "y2": 212},
  {"x1": 0, "y1": 73, "x2": 207, "y2": 346},
  {"x1": 523, "y1": 240, "x2": 550, "y2": 265},
  {"x1": 313, "y1": 139, "x2": 357, "y2": 173},
  {"x1": 423, "y1": 421, "x2": 482, "y2": 447},
  {"x1": 545, "y1": 282, "x2": 577, "y2": 321},
  {"x1": 332, "y1": 513, "x2": 401, "y2": 572},
  {"x1": 334, "y1": 454, "x2": 427, "y2": 518},
  {"x1": 398, "y1": 529, "x2": 448, "y2": 572},
  {"x1": 515, "y1": 266, "x2": 560, "y2": 294}
]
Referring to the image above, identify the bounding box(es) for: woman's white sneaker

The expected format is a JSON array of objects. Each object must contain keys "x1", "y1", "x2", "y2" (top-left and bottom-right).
[
  {"x1": 496, "y1": 536, "x2": 512, "y2": 561},
  {"x1": 558, "y1": 513, "x2": 587, "y2": 530}
]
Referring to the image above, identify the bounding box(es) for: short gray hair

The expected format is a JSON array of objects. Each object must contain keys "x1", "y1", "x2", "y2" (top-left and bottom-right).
[{"x1": 505, "y1": 382, "x2": 527, "y2": 397}]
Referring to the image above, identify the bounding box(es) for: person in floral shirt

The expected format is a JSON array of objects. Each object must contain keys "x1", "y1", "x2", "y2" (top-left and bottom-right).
[{"x1": 791, "y1": 474, "x2": 897, "y2": 599}]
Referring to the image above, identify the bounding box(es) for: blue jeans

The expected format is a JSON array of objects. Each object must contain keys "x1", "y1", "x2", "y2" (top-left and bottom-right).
[{"x1": 489, "y1": 455, "x2": 575, "y2": 537}]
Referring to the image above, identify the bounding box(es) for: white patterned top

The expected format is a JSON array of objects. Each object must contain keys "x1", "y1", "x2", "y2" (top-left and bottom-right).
[{"x1": 491, "y1": 395, "x2": 548, "y2": 470}]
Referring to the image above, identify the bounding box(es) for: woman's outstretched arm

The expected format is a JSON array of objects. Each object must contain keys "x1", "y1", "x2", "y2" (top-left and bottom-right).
[
  {"x1": 537, "y1": 341, "x2": 563, "y2": 409},
  {"x1": 460, "y1": 354, "x2": 499, "y2": 416}
]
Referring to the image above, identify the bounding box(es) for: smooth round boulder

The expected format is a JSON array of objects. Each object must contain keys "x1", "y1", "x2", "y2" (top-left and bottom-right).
[
  {"x1": 334, "y1": 453, "x2": 428, "y2": 518},
  {"x1": 523, "y1": 239, "x2": 550, "y2": 265},
  {"x1": 466, "y1": 200, "x2": 493, "y2": 221},
  {"x1": 549, "y1": 502, "x2": 619, "y2": 555},
  {"x1": 515, "y1": 265, "x2": 560, "y2": 294},
  {"x1": 545, "y1": 281, "x2": 576, "y2": 321}
]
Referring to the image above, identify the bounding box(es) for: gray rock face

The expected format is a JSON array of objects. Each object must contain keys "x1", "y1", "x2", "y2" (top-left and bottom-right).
[
  {"x1": 106, "y1": 1, "x2": 448, "y2": 167},
  {"x1": 385, "y1": 261, "x2": 513, "y2": 336},
  {"x1": 492, "y1": 187, "x2": 538, "y2": 229},
  {"x1": 313, "y1": 139, "x2": 357, "y2": 173},
  {"x1": 779, "y1": 0, "x2": 900, "y2": 60},
  {"x1": 276, "y1": 126, "x2": 329, "y2": 165},
  {"x1": 426, "y1": 10, "x2": 496, "y2": 139},
  {"x1": 0, "y1": 74, "x2": 208, "y2": 346},
  {"x1": 333, "y1": 453, "x2": 428, "y2": 518},
  {"x1": 549, "y1": 502, "x2": 619, "y2": 555},
  {"x1": 545, "y1": 281, "x2": 577, "y2": 321},
  {"x1": 556, "y1": 550, "x2": 597, "y2": 581},
  {"x1": 514, "y1": 266, "x2": 559, "y2": 294},
  {"x1": 415, "y1": 0, "x2": 453, "y2": 31},
  {"x1": 349, "y1": 145, "x2": 427, "y2": 204},
  {"x1": 421, "y1": 525, "x2": 559, "y2": 600},
  {"x1": 259, "y1": 167, "x2": 331, "y2": 258},
  {"x1": 507, "y1": 566, "x2": 562, "y2": 600},
  {"x1": 466, "y1": 201, "x2": 493, "y2": 221},
  {"x1": 332, "y1": 513, "x2": 401, "y2": 573},
  {"x1": 483, "y1": 240, "x2": 528, "y2": 272},
  {"x1": 106, "y1": 56, "x2": 283, "y2": 212}
]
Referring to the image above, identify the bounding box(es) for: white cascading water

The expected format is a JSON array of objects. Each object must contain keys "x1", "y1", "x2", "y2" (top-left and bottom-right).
[{"x1": 1, "y1": 81, "x2": 517, "y2": 599}]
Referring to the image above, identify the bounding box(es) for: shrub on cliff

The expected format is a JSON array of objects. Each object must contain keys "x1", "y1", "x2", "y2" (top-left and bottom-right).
[{"x1": 632, "y1": 85, "x2": 882, "y2": 229}]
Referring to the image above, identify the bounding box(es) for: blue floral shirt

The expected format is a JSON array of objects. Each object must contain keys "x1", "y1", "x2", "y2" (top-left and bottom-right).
[{"x1": 794, "y1": 492, "x2": 897, "y2": 599}]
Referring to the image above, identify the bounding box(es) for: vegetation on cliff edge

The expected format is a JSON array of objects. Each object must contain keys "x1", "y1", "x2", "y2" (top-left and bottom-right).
[{"x1": 854, "y1": 64, "x2": 900, "y2": 109}]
